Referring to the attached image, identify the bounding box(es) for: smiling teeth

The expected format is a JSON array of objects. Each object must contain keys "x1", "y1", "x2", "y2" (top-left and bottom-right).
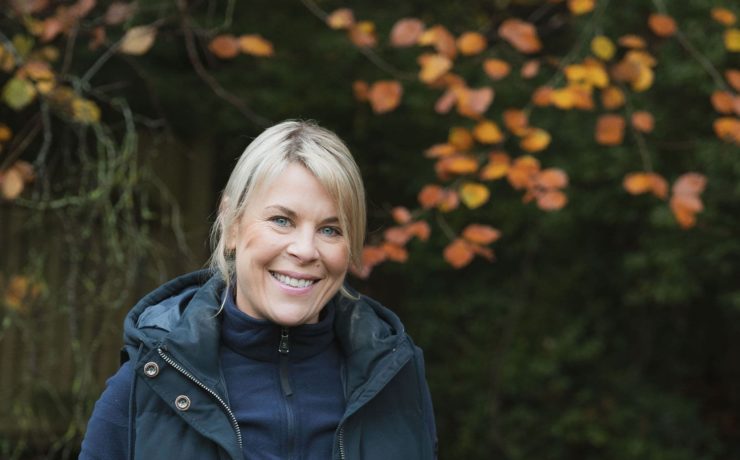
[{"x1": 271, "y1": 272, "x2": 316, "y2": 288}]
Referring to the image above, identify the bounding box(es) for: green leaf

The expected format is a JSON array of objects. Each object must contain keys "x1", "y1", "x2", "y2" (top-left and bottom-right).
[{"x1": 2, "y1": 77, "x2": 37, "y2": 110}]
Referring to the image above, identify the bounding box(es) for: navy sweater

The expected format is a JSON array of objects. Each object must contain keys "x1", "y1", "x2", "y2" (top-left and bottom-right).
[{"x1": 80, "y1": 289, "x2": 345, "y2": 459}]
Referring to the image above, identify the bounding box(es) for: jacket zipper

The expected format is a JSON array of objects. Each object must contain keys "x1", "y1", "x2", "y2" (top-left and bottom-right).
[
  {"x1": 338, "y1": 424, "x2": 346, "y2": 459},
  {"x1": 157, "y1": 348, "x2": 244, "y2": 451},
  {"x1": 278, "y1": 327, "x2": 296, "y2": 459}
]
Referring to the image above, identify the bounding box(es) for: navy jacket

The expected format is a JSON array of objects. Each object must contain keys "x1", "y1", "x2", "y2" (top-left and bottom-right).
[{"x1": 80, "y1": 271, "x2": 436, "y2": 459}]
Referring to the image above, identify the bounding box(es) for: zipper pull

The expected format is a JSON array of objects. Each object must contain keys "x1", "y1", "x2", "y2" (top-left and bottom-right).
[{"x1": 278, "y1": 327, "x2": 290, "y2": 354}]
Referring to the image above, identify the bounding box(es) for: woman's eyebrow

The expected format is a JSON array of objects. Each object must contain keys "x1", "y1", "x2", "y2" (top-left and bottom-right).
[{"x1": 265, "y1": 205, "x2": 339, "y2": 225}]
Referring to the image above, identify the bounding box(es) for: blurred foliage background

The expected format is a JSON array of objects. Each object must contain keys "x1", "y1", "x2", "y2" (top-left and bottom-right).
[{"x1": 1, "y1": 0, "x2": 739, "y2": 459}]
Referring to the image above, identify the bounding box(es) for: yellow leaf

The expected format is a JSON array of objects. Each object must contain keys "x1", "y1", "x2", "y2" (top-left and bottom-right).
[
  {"x1": 591, "y1": 35, "x2": 616, "y2": 60},
  {"x1": 367, "y1": 80, "x2": 403, "y2": 114},
  {"x1": 520, "y1": 128, "x2": 551, "y2": 152},
  {"x1": 459, "y1": 182, "x2": 490, "y2": 209},
  {"x1": 2, "y1": 77, "x2": 37, "y2": 110},
  {"x1": 724, "y1": 28, "x2": 740, "y2": 52},
  {"x1": 457, "y1": 32, "x2": 487, "y2": 56},
  {"x1": 0, "y1": 123, "x2": 12, "y2": 142},
  {"x1": 632, "y1": 64, "x2": 654, "y2": 92},
  {"x1": 473, "y1": 120, "x2": 504, "y2": 144},
  {"x1": 480, "y1": 152, "x2": 510, "y2": 180},
  {"x1": 239, "y1": 34, "x2": 274, "y2": 57},
  {"x1": 583, "y1": 58, "x2": 609, "y2": 88},
  {"x1": 711, "y1": 8, "x2": 737, "y2": 26},
  {"x1": 418, "y1": 53, "x2": 452, "y2": 83},
  {"x1": 713, "y1": 117, "x2": 740, "y2": 144},
  {"x1": 327, "y1": 8, "x2": 355, "y2": 30},
  {"x1": 550, "y1": 88, "x2": 575, "y2": 109},
  {"x1": 448, "y1": 127, "x2": 474, "y2": 150},
  {"x1": 72, "y1": 97, "x2": 100, "y2": 124},
  {"x1": 119, "y1": 25, "x2": 157, "y2": 56},
  {"x1": 568, "y1": 0, "x2": 595, "y2": 15},
  {"x1": 564, "y1": 64, "x2": 587, "y2": 83}
]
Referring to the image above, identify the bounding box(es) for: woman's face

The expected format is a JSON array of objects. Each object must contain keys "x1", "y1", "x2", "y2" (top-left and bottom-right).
[{"x1": 230, "y1": 163, "x2": 350, "y2": 326}]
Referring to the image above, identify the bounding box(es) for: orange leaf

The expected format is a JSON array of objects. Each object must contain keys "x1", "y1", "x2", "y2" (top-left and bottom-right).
[
  {"x1": 631, "y1": 111, "x2": 654, "y2": 133},
  {"x1": 726, "y1": 70, "x2": 740, "y2": 92},
  {"x1": 568, "y1": 0, "x2": 595, "y2": 15},
  {"x1": 459, "y1": 182, "x2": 490, "y2": 209},
  {"x1": 462, "y1": 224, "x2": 501, "y2": 245},
  {"x1": 601, "y1": 86, "x2": 625, "y2": 110},
  {"x1": 382, "y1": 242, "x2": 409, "y2": 262},
  {"x1": 418, "y1": 54, "x2": 452, "y2": 83},
  {"x1": 448, "y1": 127, "x2": 474, "y2": 151},
  {"x1": 353, "y1": 80, "x2": 369, "y2": 102},
  {"x1": 443, "y1": 239, "x2": 474, "y2": 268},
  {"x1": 550, "y1": 87, "x2": 576, "y2": 110},
  {"x1": 532, "y1": 86, "x2": 553, "y2": 106},
  {"x1": 623, "y1": 172, "x2": 667, "y2": 199},
  {"x1": 390, "y1": 18, "x2": 424, "y2": 47},
  {"x1": 456, "y1": 86, "x2": 494, "y2": 118},
  {"x1": 435, "y1": 88, "x2": 457, "y2": 114},
  {"x1": 368, "y1": 80, "x2": 403, "y2": 114},
  {"x1": 384, "y1": 226, "x2": 412, "y2": 246},
  {"x1": 0, "y1": 123, "x2": 12, "y2": 142},
  {"x1": 105, "y1": 2, "x2": 136, "y2": 26},
  {"x1": 536, "y1": 168, "x2": 568, "y2": 189},
  {"x1": 520, "y1": 128, "x2": 551, "y2": 152},
  {"x1": 327, "y1": 8, "x2": 355, "y2": 30},
  {"x1": 0, "y1": 167, "x2": 24, "y2": 200},
  {"x1": 349, "y1": 21, "x2": 377, "y2": 48},
  {"x1": 391, "y1": 206, "x2": 412, "y2": 224},
  {"x1": 520, "y1": 59, "x2": 541, "y2": 79},
  {"x1": 537, "y1": 190, "x2": 568, "y2": 211},
  {"x1": 498, "y1": 19, "x2": 542, "y2": 54},
  {"x1": 362, "y1": 245, "x2": 386, "y2": 266},
  {"x1": 238, "y1": 34, "x2": 274, "y2": 57},
  {"x1": 710, "y1": 91, "x2": 736, "y2": 114},
  {"x1": 618, "y1": 34, "x2": 647, "y2": 49},
  {"x1": 648, "y1": 13, "x2": 677, "y2": 37},
  {"x1": 595, "y1": 114, "x2": 625, "y2": 145},
  {"x1": 480, "y1": 152, "x2": 510, "y2": 180},
  {"x1": 436, "y1": 155, "x2": 479, "y2": 176},
  {"x1": 418, "y1": 25, "x2": 457, "y2": 59},
  {"x1": 669, "y1": 173, "x2": 706, "y2": 229},
  {"x1": 418, "y1": 184, "x2": 444, "y2": 208},
  {"x1": 438, "y1": 189, "x2": 460, "y2": 212},
  {"x1": 209, "y1": 35, "x2": 239, "y2": 59},
  {"x1": 457, "y1": 32, "x2": 487, "y2": 56},
  {"x1": 673, "y1": 172, "x2": 707, "y2": 197},
  {"x1": 425, "y1": 143, "x2": 457, "y2": 158},
  {"x1": 503, "y1": 109, "x2": 529, "y2": 135},
  {"x1": 407, "y1": 220, "x2": 431, "y2": 241},
  {"x1": 483, "y1": 59, "x2": 511, "y2": 80},
  {"x1": 473, "y1": 120, "x2": 504, "y2": 144},
  {"x1": 713, "y1": 117, "x2": 740, "y2": 144},
  {"x1": 507, "y1": 155, "x2": 541, "y2": 189},
  {"x1": 711, "y1": 8, "x2": 737, "y2": 26}
]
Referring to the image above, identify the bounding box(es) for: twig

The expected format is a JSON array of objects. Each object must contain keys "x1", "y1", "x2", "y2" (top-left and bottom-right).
[
  {"x1": 176, "y1": 0, "x2": 271, "y2": 127},
  {"x1": 619, "y1": 82, "x2": 654, "y2": 172},
  {"x1": 435, "y1": 212, "x2": 457, "y2": 240}
]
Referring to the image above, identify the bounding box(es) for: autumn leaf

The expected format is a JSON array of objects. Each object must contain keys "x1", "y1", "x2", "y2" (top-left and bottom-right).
[
  {"x1": 536, "y1": 190, "x2": 568, "y2": 211},
  {"x1": 327, "y1": 8, "x2": 355, "y2": 30},
  {"x1": 520, "y1": 59, "x2": 540, "y2": 78},
  {"x1": 601, "y1": 86, "x2": 625, "y2": 109},
  {"x1": 390, "y1": 18, "x2": 424, "y2": 47},
  {"x1": 418, "y1": 25, "x2": 457, "y2": 59},
  {"x1": 536, "y1": 168, "x2": 568, "y2": 189},
  {"x1": 568, "y1": 0, "x2": 595, "y2": 15},
  {"x1": 483, "y1": 59, "x2": 511, "y2": 80},
  {"x1": 550, "y1": 87, "x2": 576, "y2": 109},
  {"x1": 434, "y1": 88, "x2": 457, "y2": 114},
  {"x1": 119, "y1": 25, "x2": 157, "y2": 55},
  {"x1": 473, "y1": 120, "x2": 504, "y2": 144},
  {"x1": 459, "y1": 182, "x2": 490, "y2": 209},
  {"x1": 631, "y1": 111, "x2": 655, "y2": 133},
  {"x1": 71, "y1": 97, "x2": 101, "y2": 124},
  {"x1": 448, "y1": 127, "x2": 474, "y2": 151},
  {"x1": 368, "y1": 80, "x2": 403, "y2": 114},
  {"x1": 425, "y1": 143, "x2": 457, "y2": 158},
  {"x1": 209, "y1": 35, "x2": 240, "y2": 59},
  {"x1": 353, "y1": 80, "x2": 369, "y2": 102},
  {"x1": 2, "y1": 77, "x2": 37, "y2": 110},
  {"x1": 384, "y1": 226, "x2": 412, "y2": 246},
  {"x1": 618, "y1": 34, "x2": 647, "y2": 49},
  {"x1": 391, "y1": 207, "x2": 412, "y2": 225},
  {"x1": 498, "y1": 19, "x2": 542, "y2": 54},
  {"x1": 0, "y1": 167, "x2": 24, "y2": 200},
  {"x1": 710, "y1": 91, "x2": 736, "y2": 114},
  {"x1": 648, "y1": 14, "x2": 677, "y2": 37},
  {"x1": 105, "y1": 2, "x2": 137, "y2": 26},
  {"x1": 711, "y1": 8, "x2": 737, "y2": 27},
  {"x1": 726, "y1": 69, "x2": 740, "y2": 92},
  {"x1": 418, "y1": 184, "x2": 444, "y2": 208},
  {"x1": 520, "y1": 128, "x2": 551, "y2": 152},
  {"x1": 725, "y1": 29, "x2": 740, "y2": 52},
  {"x1": 362, "y1": 245, "x2": 386, "y2": 266},
  {"x1": 591, "y1": 35, "x2": 616, "y2": 60},
  {"x1": 438, "y1": 189, "x2": 460, "y2": 212},
  {"x1": 673, "y1": 172, "x2": 707, "y2": 196},
  {"x1": 532, "y1": 86, "x2": 553, "y2": 106},
  {"x1": 0, "y1": 123, "x2": 12, "y2": 142},
  {"x1": 713, "y1": 117, "x2": 740, "y2": 144},
  {"x1": 436, "y1": 155, "x2": 479, "y2": 176},
  {"x1": 418, "y1": 53, "x2": 452, "y2": 83},
  {"x1": 623, "y1": 172, "x2": 668, "y2": 199},
  {"x1": 480, "y1": 152, "x2": 510, "y2": 180},
  {"x1": 507, "y1": 155, "x2": 540, "y2": 189},
  {"x1": 457, "y1": 32, "x2": 487, "y2": 56},
  {"x1": 503, "y1": 109, "x2": 529, "y2": 135},
  {"x1": 670, "y1": 173, "x2": 707, "y2": 228},
  {"x1": 462, "y1": 224, "x2": 501, "y2": 245},
  {"x1": 407, "y1": 220, "x2": 431, "y2": 241},
  {"x1": 382, "y1": 242, "x2": 408, "y2": 262},
  {"x1": 239, "y1": 35, "x2": 274, "y2": 57},
  {"x1": 595, "y1": 114, "x2": 625, "y2": 145},
  {"x1": 443, "y1": 239, "x2": 474, "y2": 268}
]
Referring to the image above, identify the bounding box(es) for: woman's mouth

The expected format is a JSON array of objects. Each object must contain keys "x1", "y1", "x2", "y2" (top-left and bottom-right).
[{"x1": 270, "y1": 271, "x2": 318, "y2": 288}]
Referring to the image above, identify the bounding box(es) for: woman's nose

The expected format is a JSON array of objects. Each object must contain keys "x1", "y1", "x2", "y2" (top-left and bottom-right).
[{"x1": 286, "y1": 228, "x2": 319, "y2": 262}]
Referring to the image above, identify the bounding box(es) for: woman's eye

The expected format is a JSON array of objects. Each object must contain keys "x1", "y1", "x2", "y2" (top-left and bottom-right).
[
  {"x1": 270, "y1": 216, "x2": 291, "y2": 227},
  {"x1": 320, "y1": 226, "x2": 341, "y2": 237}
]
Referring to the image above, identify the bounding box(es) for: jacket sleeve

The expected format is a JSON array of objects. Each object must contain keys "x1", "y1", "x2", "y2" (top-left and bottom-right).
[
  {"x1": 79, "y1": 361, "x2": 133, "y2": 460},
  {"x1": 414, "y1": 346, "x2": 438, "y2": 458}
]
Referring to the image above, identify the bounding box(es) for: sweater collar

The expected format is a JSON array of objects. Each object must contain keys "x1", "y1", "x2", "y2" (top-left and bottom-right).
[{"x1": 220, "y1": 286, "x2": 336, "y2": 362}]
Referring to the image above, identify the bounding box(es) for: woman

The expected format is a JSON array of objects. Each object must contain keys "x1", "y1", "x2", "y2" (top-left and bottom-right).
[{"x1": 80, "y1": 120, "x2": 437, "y2": 459}]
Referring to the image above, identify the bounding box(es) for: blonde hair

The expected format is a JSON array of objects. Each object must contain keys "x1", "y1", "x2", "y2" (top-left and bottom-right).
[{"x1": 209, "y1": 120, "x2": 366, "y2": 298}]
